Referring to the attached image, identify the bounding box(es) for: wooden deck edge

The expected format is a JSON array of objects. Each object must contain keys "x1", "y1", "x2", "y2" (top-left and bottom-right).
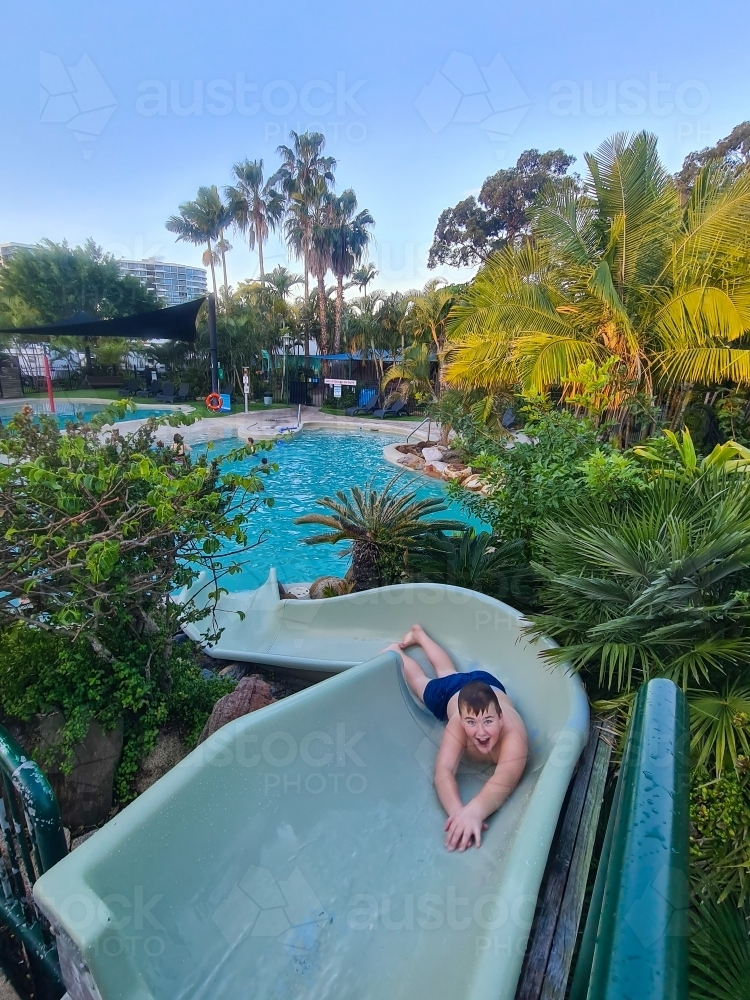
[{"x1": 515, "y1": 723, "x2": 612, "y2": 1000}]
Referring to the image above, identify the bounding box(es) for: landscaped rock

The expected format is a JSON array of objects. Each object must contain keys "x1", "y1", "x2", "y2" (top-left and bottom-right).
[
  {"x1": 134, "y1": 730, "x2": 189, "y2": 795},
  {"x1": 398, "y1": 454, "x2": 425, "y2": 471},
  {"x1": 3, "y1": 712, "x2": 124, "y2": 829},
  {"x1": 462, "y1": 474, "x2": 484, "y2": 491},
  {"x1": 421, "y1": 446, "x2": 445, "y2": 464},
  {"x1": 443, "y1": 465, "x2": 469, "y2": 481},
  {"x1": 424, "y1": 461, "x2": 449, "y2": 478},
  {"x1": 309, "y1": 576, "x2": 348, "y2": 599},
  {"x1": 199, "y1": 675, "x2": 275, "y2": 743}
]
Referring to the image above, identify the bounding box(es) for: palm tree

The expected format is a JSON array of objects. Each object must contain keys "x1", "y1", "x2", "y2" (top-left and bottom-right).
[
  {"x1": 225, "y1": 160, "x2": 284, "y2": 285},
  {"x1": 308, "y1": 180, "x2": 335, "y2": 355},
  {"x1": 166, "y1": 185, "x2": 233, "y2": 305},
  {"x1": 381, "y1": 341, "x2": 434, "y2": 400},
  {"x1": 294, "y1": 474, "x2": 465, "y2": 591},
  {"x1": 274, "y1": 131, "x2": 336, "y2": 356},
  {"x1": 403, "y1": 279, "x2": 455, "y2": 393},
  {"x1": 444, "y1": 131, "x2": 750, "y2": 395},
  {"x1": 328, "y1": 190, "x2": 375, "y2": 352},
  {"x1": 352, "y1": 263, "x2": 378, "y2": 310},
  {"x1": 265, "y1": 265, "x2": 303, "y2": 302},
  {"x1": 166, "y1": 211, "x2": 219, "y2": 301}
]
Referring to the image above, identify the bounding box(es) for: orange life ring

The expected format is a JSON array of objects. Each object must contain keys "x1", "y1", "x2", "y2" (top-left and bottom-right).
[{"x1": 205, "y1": 392, "x2": 222, "y2": 412}]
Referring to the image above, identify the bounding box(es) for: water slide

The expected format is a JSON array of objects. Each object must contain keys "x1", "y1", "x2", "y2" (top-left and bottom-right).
[{"x1": 35, "y1": 575, "x2": 588, "y2": 1000}]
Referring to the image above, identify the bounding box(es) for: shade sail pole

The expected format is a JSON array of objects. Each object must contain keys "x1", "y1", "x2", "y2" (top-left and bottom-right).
[
  {"x1": 207, "y1": 293, "x2": 219, "y2": 394},
  {"x1": 43, "y1": 347, "x2": 55, "y2": 414}
]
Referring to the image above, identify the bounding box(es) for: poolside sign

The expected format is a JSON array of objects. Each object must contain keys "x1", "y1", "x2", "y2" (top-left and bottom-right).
[{"x1": 324, "y1": 378, "x2": 356, "y2": 386}]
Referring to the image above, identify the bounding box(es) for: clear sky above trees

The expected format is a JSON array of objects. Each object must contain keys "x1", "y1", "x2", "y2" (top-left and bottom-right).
[{"x1": 3, "y1": 0, "x2": 750, "y2": 291}]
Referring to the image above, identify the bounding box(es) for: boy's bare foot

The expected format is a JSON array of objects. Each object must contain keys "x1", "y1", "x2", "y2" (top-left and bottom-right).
[{"x1": 399, "y1": 624, "x2": 425, "y2": 648}]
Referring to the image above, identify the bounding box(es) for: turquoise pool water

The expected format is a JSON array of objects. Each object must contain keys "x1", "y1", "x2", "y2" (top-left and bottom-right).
[
  {"x1": 0, "y1": 401, "x2": 177, "y2": 426},
  {"x1": 196, "y1": 430, "x2": 480, "y2": 590}
]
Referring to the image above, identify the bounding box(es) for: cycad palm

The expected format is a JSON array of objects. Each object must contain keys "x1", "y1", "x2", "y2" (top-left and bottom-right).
[
  {"x1": 295, "y1": 473, "x2": 464, "y2": 590},
  {"x1": 445, "y1": 131, "x2": 750, "y2": 394},
  {"x1": 226, "y1": 160, "x2": 284, "y2": 285}
]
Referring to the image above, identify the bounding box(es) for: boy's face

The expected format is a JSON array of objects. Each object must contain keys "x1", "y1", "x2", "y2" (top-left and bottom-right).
[{"x1": 459, "y1": 706, "x2": 503, "y2": 754}]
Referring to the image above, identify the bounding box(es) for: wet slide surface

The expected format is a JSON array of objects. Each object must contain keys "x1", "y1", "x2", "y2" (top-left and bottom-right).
[{"x1": 35, "y1": 581, "x2": 588, "y2": 1000}]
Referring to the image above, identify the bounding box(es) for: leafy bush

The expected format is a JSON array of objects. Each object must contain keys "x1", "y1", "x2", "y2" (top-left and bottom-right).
[
  {"x1": 0, "y1": 402, "x2": 270, "y2": 796},
  {"x1": 453, "y1": 396, "x2": 646, "y2": 556}
]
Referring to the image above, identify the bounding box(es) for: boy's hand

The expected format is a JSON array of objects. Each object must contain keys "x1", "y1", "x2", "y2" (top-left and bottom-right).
[{"x1": 444, "y1": 806, "x2": 488, "y2": 852}]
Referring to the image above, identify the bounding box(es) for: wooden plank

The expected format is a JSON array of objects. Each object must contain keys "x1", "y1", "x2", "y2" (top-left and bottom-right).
[
  {"x1": 514, "y1": 725, "x2": 600, "y2": 1000},
  {"x1": 540, "y1": 733, "x2": 612, "y2": 1000}
]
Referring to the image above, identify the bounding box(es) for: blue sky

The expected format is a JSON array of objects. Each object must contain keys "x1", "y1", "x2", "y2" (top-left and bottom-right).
[{"x1": 2, "y1": 0, "x2": 748, "y2": 292}]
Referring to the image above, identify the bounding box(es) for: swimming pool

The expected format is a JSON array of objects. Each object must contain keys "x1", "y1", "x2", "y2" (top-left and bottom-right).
[
  {"x1": 196, "y1": 430, "x2": 480, "y2": 589},
  {"x1": 0, "y1": 400, "x2": 180, "y2": 426}
]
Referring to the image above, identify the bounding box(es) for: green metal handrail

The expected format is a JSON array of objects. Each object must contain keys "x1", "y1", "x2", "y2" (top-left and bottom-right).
[
  {"x1": 569, "y1": 678, "x2": 690, "y2": 1000},
  {"x1": 0, "y1": 723, "x2": 68, "y2": 995}
]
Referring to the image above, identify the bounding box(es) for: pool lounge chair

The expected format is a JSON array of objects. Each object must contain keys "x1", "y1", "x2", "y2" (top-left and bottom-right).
[
  {"x1": 118, "y1": 378, "x2": 140, "y2": 397},
  {"x1": 153, "y1": 382, "x2": 176, "y2": 403},
  {"x1": 373, "y1": 398, "x2": 407, "y2": 419},
  {"x1": 176, "y1": 382, "x2": 191, "y2": 402},
  {"x1": 345, "y1": 394, "x2": 379, "y2": 416},
  {"x1": 135, "y1": 381, "x2": 160, "y2": 397}
]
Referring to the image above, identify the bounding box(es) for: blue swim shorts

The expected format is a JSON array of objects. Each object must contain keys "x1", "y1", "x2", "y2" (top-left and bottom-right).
[{"x1": 422, "y1": 670, "x2": 506, "y2": 722}]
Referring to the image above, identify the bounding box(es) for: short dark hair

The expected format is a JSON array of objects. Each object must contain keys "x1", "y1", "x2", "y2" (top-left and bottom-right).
[{"x1": 458, "y1": 681, "x2": 501, "y2": 717}]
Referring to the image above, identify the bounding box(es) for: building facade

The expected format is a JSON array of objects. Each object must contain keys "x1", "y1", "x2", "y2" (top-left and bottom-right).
[
  {"x1": 1, "y1": 245, "x2": 207, "y2": 308},
  {"x1": 117, "y1": 257, "x2": 207, "y2": 307}
]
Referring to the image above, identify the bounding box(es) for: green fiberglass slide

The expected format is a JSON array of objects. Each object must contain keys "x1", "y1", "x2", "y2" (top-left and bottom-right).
[{"x1": 35, "y1": 579, "x2": 588, "y2": 1000}]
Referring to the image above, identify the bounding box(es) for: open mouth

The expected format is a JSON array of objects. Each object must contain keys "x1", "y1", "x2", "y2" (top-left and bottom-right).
[{"x1": 475, "y1": 735, "x2": 491, "y2": 750}]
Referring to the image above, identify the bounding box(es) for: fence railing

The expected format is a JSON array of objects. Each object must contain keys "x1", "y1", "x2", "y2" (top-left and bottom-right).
[
  {"x1": 0, "y1": 725, "x2": 67, "y2": 998},
  {"x1": 569, "y1": 678, "x2": 689, "y2": 1000}
]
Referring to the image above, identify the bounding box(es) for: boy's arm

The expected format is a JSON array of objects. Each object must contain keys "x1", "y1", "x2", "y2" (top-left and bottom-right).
[
  {"x1": 445, "y1": 716, "x2": 528, "y2": 853},
  {"x1": 433, "y1": 716, "x2": 466, "y2": 818},
  {"x1": 468, "y1": 725, "x2": 528, "y2": 822}
]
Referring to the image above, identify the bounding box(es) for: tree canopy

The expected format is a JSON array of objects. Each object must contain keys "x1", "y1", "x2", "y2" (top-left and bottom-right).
[
  {"x1": 0, "y1": 239, "x2": 159, "y2": 328},
  {"x1": 427, "y1": 149, "x2": 576, "y2": 269},
  {"x1": 676, "y1": 121, "x2": 750, "y2": 200}
]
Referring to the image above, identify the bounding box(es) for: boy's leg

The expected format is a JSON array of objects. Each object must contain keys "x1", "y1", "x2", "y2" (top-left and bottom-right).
[
  {"x1": 407, "y1": 625, "x2": 457, "y2": 678},
  {"x1": 384, "y1": 643, "x2": 431, "y2": 703}
]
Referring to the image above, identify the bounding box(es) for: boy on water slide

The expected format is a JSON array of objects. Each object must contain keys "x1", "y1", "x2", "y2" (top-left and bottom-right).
[{"x1": 386, "y1": 625, "x2": 528, "y2": 853}]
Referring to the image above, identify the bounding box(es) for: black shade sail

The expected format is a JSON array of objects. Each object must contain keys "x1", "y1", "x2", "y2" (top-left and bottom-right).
[{"x1": 0, "y1": 297, "x2": 205, "y2": 343}]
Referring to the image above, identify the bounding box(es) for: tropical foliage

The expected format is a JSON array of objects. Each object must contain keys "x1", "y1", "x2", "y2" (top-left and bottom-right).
[
  {"x1": 444, "y1": 131, "x2": 750, "y2": 395},
  {"x1": 0, "y1": 402, "x2": 272, "y2": 793},
  {"x1": 0, "y1": 239, "x2": 158, "y2": 328}
]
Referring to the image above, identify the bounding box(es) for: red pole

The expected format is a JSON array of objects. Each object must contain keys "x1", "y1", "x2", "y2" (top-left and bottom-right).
[{"x1": 43, "y1": 353, "x2": 55, "y2": 414}]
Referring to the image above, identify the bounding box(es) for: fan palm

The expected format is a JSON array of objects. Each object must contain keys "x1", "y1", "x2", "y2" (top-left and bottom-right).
[
  {"x1": 328, "y1": 190, "x2": 375, "y2": 352},
  {"x1": 294, "y1": 473, "x2": 465, "y2": 591},
  {"x1": 226, "y1": 159, "x2": 284, "y2": 285},
  {"x1": 445, "y1": 131, "x2": 750, "y2": 394},
  {"x1": 690, "y1": 896, "x2": 750, "y2": 999},
  {"x1": 274, "y1": 131, "x2": 336, "y2": 356},
  {"x1": 527, "y1": 470, "x2": 750, "y2": 693}
]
